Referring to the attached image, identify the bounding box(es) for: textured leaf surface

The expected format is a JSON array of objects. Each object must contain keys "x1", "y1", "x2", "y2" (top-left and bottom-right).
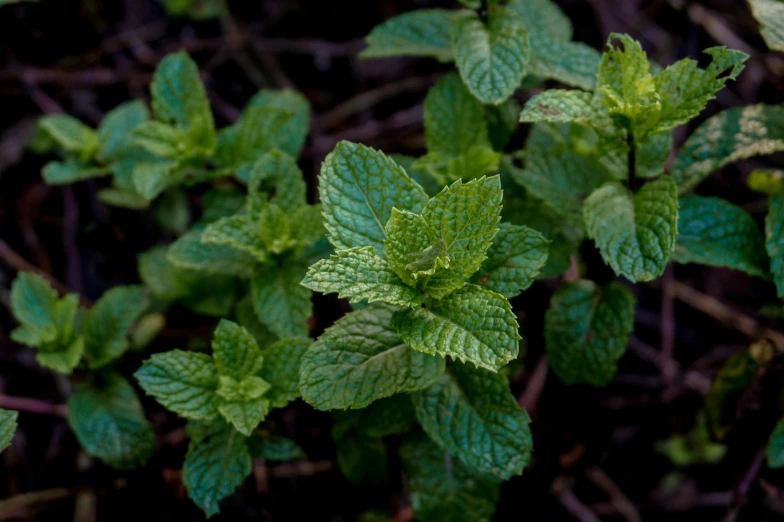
[
  {"x1": 67, "y1": 374, "x2": 155, "y2": 469},
  {"x1": 584, "y1": 177, "x2": 679, "y2": 282},
  {"x1": 214, "y1": 107, "x2": 293, "y2": 171},
  {"x1": 168, "y1": 227, "x2": 256, "y2": 277},
  {"x1": 10, "y1": 272, "x2": 60, "y2": 343},
  {"x1": 319, "y1": 141, "x2": 428, "y2": 255},
  {"x1": 767, "y1": 193, "x2": 784, "y2": 296},
  {"x1": 300, "y1": 306, "x2": 444, "y2": 410},
  {"x1": 450, "y1": 8, "x2": 530, "y2": 105},
  {"x1": 545, "y1": 280, "x2": 636, "y2": 386},
  {"x1": 259, "y1": 337, "x2": 311, "y2": 409},
  {"x1": 202, "y1": 216, "x2": 267, "y2": 262},
  {"x1": 244, "y1": 89, "x2": 311, "y2": 157},
  {"x1": 97, "y1": 100, "x2": 149, "y2": 163},
  {"x1": 136, "y1": 350, "x2": 220, "y2": 420},
  {"x1": 674, "y1": 196, "x2": 768, "y2": 277},
  {"x1": 212, "y1": 320, "x2": 264, "y2": 379},
  {"x1": 471, "y1": 223, "x2": 550, "y2": 298},
  {"x1": 412, "y1": 362, "x2": 532, "y2": 479},
  {"x1": 507, "y1": 0, "x2": 572, "y2": 42},
  {"x1": 247, "y1": 434, "x2": 305, "y2": 461},
  {"x1": 251, "y1": 263, "x2": 311, "y2": 339},
  {"x1": 183, "y1": 421, "x2": 251, "y2": 517},
  {"x1": 42, "y1": 160, "x2": 109, "y2": 184},
  {"x1": 596, "y1": 34, "x2": 658, "y2": 121},
  {"x1": 218, "y1": 398, "x2": 269, "y2": 436},
  {"x1": 384, "y1": 208, "x2": 441, "y2": 287},
  {"x1": 401, "y1": 435, "x2": 500, "y2": 522},
  {"x1": 82, "y1": 286, "x2": 148, "y2": 368},
  {"x1": 519, "y1": 90, "x2": 597, "y2": 123},
  {"x1": 302, "y1": 247, "x2": 424, "y2": 307},
  {"x1": 246, "y1": 149, "x2": 307, "y2": 214},
  {"x1": 361, "y1": 9, "x2": 454, "y2": 61},
  {"x1": 768, "y1": 416, "x2": 784, "y2": 468},
  {"x1": 393, "y1": 284, "x2": 520, "y2": 372},
  {"x1": 0, "y1": 410, "x2": 18, "y2": 453},
  {"x1": 672, "y1": 105, "x2": 784, "y2": 192},
  {"x1": 749, "y1": 0, "x2": 784, "y2": 52}
]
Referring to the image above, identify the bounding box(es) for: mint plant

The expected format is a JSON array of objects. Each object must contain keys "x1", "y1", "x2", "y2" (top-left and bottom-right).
[{"x1": 0, "y1": 410, "x2": 18, "y2": 453}]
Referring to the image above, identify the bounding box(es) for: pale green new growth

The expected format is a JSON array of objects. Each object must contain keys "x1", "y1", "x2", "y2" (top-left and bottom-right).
[
  {"x1": 0, "y1": 410, "x2": 18, "y2": 453},
  {"x1": 545, "y1": 280, "x2": 636, "y2": 386}
]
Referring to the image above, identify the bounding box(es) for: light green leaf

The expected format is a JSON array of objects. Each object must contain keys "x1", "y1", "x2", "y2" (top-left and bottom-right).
[
  {"x1": 42, "y1": 160, "x2": 109, "y2": 185},
  {"x1": 218, "y1": 397, "x2": 270, "y2": 437},
  {"x1": 674, "y1": 196, "x2": 768, "y2": 277},
  {"x1": 36, "y1": 337, "x2": 84, "y2": 374},
  {"x1": 259, "y1": 204, "x2": 297, "y2": 254},
  {"x1": 393, "y1": 284, "x2": 520, "y2": 372},
  {"x1": 251, "y1": 262, "x2": 311, "y2": 339},
  {"x1": 671, "y1": 105, "x2": 784, "y2": 193},
  {"x1": 215, "y1": 107, "x2": 293, "y2": 172},
  {"x1": 545, "y1": 280, "x2": 636, "y2": 386},
  {"x1": 767, "y1": 193, "x2": 784, "y2": 296},
  {"x1": 168, "y1": 226, "x2": 256, "y2": 278},
  {"x1": 0, "y1": 409, "x2": 18, "y2": 453},
  {"x1": 202, "y1": 215, "x2": 267, "y2": 263},
  {"x1": 131, "y1": 121, "x2": 184, "y2": 158},
  {"x1": 384, "y1": 208, "x2": 443, "y2": 287},
  {"x1": 529, "y1": 40, "x2": 601, "y2": 91},
  {"x1": 450, "y1": 7, "x2": 530, "y2": 105},
  {"x1": 244, "y1": 89, "x2": 311, "y2": 157},
  {"x1": 211, "y1": 319, "x2": 264, "y2": 379},
  {"x1": 135, "y1": 350, "x2": 220, "y2": 420},
  {"x1": 584, "y1": 177, "x2": 679, "y2": 282},
  {"x1": 319, "y1": 141, "x2": 428, "y2": 255},
  {"x1": 289, "y1": 204, "x2": 326, "y2": 249},
  {"x1": 82, "y1": 286, "x2": 148, "y2": 368},
  {"x1": 400, "y1": 435, "x2": 500, "y2": 522},
  {"x1": 361, "y1": 9, "x2": 454, "y2": 62},
  {"x1": 471, "y1": 223, "x2": 550, "y2": 298},
  {"x1": 750, "y1": 0, "x2": 784, "y2": 51},
  {"x1": 419, "y1": 176, "x2": 502, "y2": 298},
  {"x1": 768, "y1": 416, "x2": 784, "y2": 468},
  {"x1": 150, "y1": 51, "x2": 216, "y2": 156},
  {"x1": 597, "y1": 33, "x2": 659, "y2": 121},
  {"x1": 412, "y1": 362, "x2": 532, "y2": 479},
  {"x1": 259, "y1": 337, "x2": 312, "y2": 409},
  {"x1": 749, "y1": 169, "x2": 784, "y2": 196},
  {"x1": 302, "y1": 246, "x2": 424, "y2": 308},
  {"x1": 97, "y1": 100, "x2": 150, "y2": 163},
  {"x1": 67, "y1": 374, "x2": 155, "y2": 469},
  {"x1": 10, "y1": 272, "x2": 61, "y2": 342},
  {"x1": 97, "y1": 189, "x2": 150, "y2": 209},
  {"x1": 300, "y1": 305, "x2": 445, "y2": 410},
  {"x1": 506, "y1": 0, "x2": 572, "y2": 42},
  {"x1": 132, "y1": 158, "x2": 179, "y2": 201},
  {"x1": 246, "y1": 149, "x2": 307, "y2": 215},
  {"x1": 183, "y1": 421, "x2": 251, "y2": 517},
  {"x1": 519, "y1": 89, "x2": 597, "y2": 123},
  {"x1": 38, "y1": 114, "x2": 98, "y2": 160}
]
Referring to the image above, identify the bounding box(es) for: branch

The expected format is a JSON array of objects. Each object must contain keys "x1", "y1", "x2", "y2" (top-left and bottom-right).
[{"x1": 0, "y1": 394, "x2": 67, "y2": 417}]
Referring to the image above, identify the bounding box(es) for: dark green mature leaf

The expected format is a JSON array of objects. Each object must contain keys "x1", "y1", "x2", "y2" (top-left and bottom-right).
[
  {"x1": 244, "y1": 89, "x2": 311, "y2": 157},
  {"x1": 82, "y1": 286, "x2": 148, "y2": 368},
  {"x1": 150, "y1": 51, "x2": 216, "y2": 156},
  {"x1": 247, "y1": 433, "x2": 305, "y2": 461},
  {"x1": 183, "y1": 421, "x2": 251, "y2": 517},
  {"x1": 97, "y1": 100, "x2": 150, "y2": 163},
  {"x1": 333, "y1": 424, "x2": 387, "y2": 484},
  {"x1": 251, "y1": 262, "x2": 311, "y2": 339},
  {"x1": 302, "y1": 247, "x2": 425, "y2": 308},
  {"x1": 471, "y1": 223, "x2": 550, "y2": 298},
  {"x1": 672, "y1": 105, "x2": 784, "y2": 193},
  {"x1": 214, "y1": 107, "x2": 293, "y2": 172},
  {"x1": 767, "y1": 193, "x2": 784, "y2": 296},
  {"x1": 545, "y1": 280, "x2": 636, "y2": 386},
  {"x1": 768, "y1": 416, "x2": 784, "y2": 468},
  {"x1": 42, "y1": 160, "x2": 109, "y2": 184},
  {"x1": 0, "y1": 410, "x2": 18, "y2": 453},
  {"x1": 320, "y1": 141, "x2": 428, "y2": 255},
  {"x1": 413, "y1": 362, "x2": 532, "y2": 479},
  {"x1": 450, "y1": 7, "x2": 530, "y2": 105},
  {"x1": 361, "y1": 9, "x2": 454, "y2": 62},
  {"x1": 749, "y1": 0, "x2": 784, "y2": 51},
  {"x1": 401, "y1": 435, "x2": 500, "y2": 522},
  {"x1": 300, "y1": 306, "x2": 444, "y2": 410},
  {"x1": 202, "y1": 216, "x2": 268, "y2": 263},
  {"x1": 67, "y1": 374, "x2": 155, "y2": 469},
  {"x1": 529, "y1": 41, "x2": 601, "y2": 91},
  {"x1": 246, "y1": 149, "x2": 308, "y2": 215},
  {"x1": 393, "y1": 284, "x2": 520, "y2": 372},
  {"x1": 168, "y1": 226, "x2": 257, "y2": 278},
  {"x1": 584, "y1": 177, "x2": 679, "y2": 282},
  {"x1": 258, "y1": 337, "x2": 311, "y2": 409},
  {"x1": 136, "y1": 350, "x2": 221, "y2": 420},
  {"x1": 675, "y1": 196, "x2": 768, "y2": 277},
  {"x1": 10, "y1": 272, "x2": 62, "y2": 344}
]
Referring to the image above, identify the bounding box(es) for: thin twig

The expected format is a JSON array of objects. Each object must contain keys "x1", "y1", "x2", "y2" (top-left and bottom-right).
[
  {"x1": 660, "y1": 266, "x2": 677, "y2": 395},
  {"x1": 552, "y1": 477, "x2": 603, "y2": 522},
  {"x1": 0, "y1": 395, "x2": 67, "y2": 417},
  {"x1": 585, "y1": 467, "x2": 642, "y2": 522},
  {"x1": 519, "y1": 355, "x2": 549, "y2": 412}
]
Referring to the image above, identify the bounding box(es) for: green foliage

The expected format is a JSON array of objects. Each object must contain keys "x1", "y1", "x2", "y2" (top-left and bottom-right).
[
  {"x1": 360, "y1": 9, "x2": 454, "y2": 62},
  {"x1": 767, "y1": 193, "x2": 784, "y2": 296},
  {"x1": 749, "y1": 0, "x2": 784, "y2": 52},
  {"x1": 157, "y1": 0, "x2": 226, "y2": 19},
  {"x1": 0, "y1": 410, "x2": 19, "y2": 453},
  {"x1": 769, "y1": 416, "x2": 784, "y2": 468}
]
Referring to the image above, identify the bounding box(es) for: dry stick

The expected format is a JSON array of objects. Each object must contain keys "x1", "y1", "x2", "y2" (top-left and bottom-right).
[
  {"x1": 519, "y1": 355, "x2": 549, "y2": 412},
  {"x1": 628, "y1": 337, "x2": 711, "y2": 395},
  {"x1": 0, "y1": 395, "x2": 66, "y2": 417},
  {"x1": 585, "y1": 467, "x2": 642, "y2": 522},
  {"x1": 723, "y1": 446, "x2": 767, "y2": 522},
  {"x1": 552, "y1": 477, "x2": 603, "y2": 522},
  {"x1": 667, "y1": 281, "x2": 784, "y2": 348}
]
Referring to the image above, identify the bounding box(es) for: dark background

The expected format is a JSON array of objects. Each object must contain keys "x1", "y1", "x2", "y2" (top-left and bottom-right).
[{"x1": 1, "y1": 0, "x2": 784, "y2": 520}]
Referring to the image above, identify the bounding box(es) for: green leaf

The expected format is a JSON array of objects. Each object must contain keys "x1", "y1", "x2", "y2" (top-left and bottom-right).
[
  {"x1": 450, "y1": 7, "x2": 530, "y2": 105},
  {"x1": 215, "y1": 107, "x2": 293, "y2": 172},
  {"x1": 259, "y1": 204, "x2": 297, "y2": 254},
  {"x1": 0, "y1": 409, "x2": 18, "y2": 453},
  {"x1": 393, "y1": 284, "x2": 520, "y2": 372},
  {"x1": 81, "y1": 286, "x2": 148, "y2": 368},
  {"x1": 38, "y1": 114, "x2": 98, "y2": 160},
  {"x1": 131, "y1": 159, "x2": 180, "y2": 201},
  {"x1": 360, "y1": 9, "x2": 454, "y2": 62},
  {"x1": 412, "y1": 362, "x2": 532, "y2": 479},
  {"x1": 471, "y1": 223, "x2": 550, "y2": 298},
  {"x1": 67, "y1": 374, "x2": 155, "y2": 469},
  {"x1": 247, "y1": 433, "x2": 305, "y2": 461},
  {"x1": 671, "y1": 105, "x2": 784, "y2": 193},
  {"x1": 749, "y1": 169, "x2": 784, "y2": 196},
  {"x1": 320, "y1": 141, "x2": 428, "y2": 255},
  {"x1": 244, "y1": 89, "x2": 311, "y2": 157},
  {"x1": 391, "y1": 154, "x2": 443, "y2": 197},
  {"x1": 300, "y1": 305, "x2": 445, "y2": 410},
  {"x1": 750, "y1": 0, "x2": 784, "y2": 52},
  {"x1": 302, "y1": 246, "x2": 425, "y2": 308},
  {"x1": 246, "y1": 149, "x2": 307, "y2": 215},
  {"x1": 583, "y1": 177, "x2": 679, "y2": 282},
  {"x1": 506, "y1": 0, "x2": 572, "y2": 43},
  {"x1": 150, "y1": 51, "x2": 216, "y2": 156},
  {"x1": 35, "y1": 337, "x2": 84, "y2": 374},
  {"x1": 333, "y1": 425, "x2": 387, "y2": 484},
  {"x1": 168, "y1": 226, "x2": 256, "y2": 278},
  {"x1": 289, "y1": 204, "x2": 326, "y2": 249},
  {"x1": 596, "y1": 33, "x2": 658, "y2": 121},
  {"x1": 217, "y1": 394, "x2": 270, "y2": 437},
  {"x1": 202, "y1": 216, "x2": 268, "y2": 263},
  {"x1": 529, "y1": 41, "x2": 601, "y2": 91},
  {"x1": 419, "y1": 176, "x2": 503, "y2": 298},
  {"x1": 131, "y1": 121, "x2": 184, "y2": 158},
  {"x1": 400, "y1": 434, "x2": 500, "y2": 522},
  {"x1": 768, "y1": 416, "x2": 784, "y2": 468},
  {"x1": 519, "y1": 89, "x2": 598, "y2": 124},
  {"x1": 486, "y1": 98, "x2": 521, "y2": 152},
  {"x1": 211, "y1": 319, "x2": 264, "y2": 379},
  {"x1": 258, "y1": 337, "x2": 312, "y2": 409},
  {"x1": 674, "y1": 196, "x2": 768, "y2": 277},
  {"x1": 97, "y1": 100, "x2": 150, "y2": 163},
  {"x1": 183, "y1": 421, "x2": 251, "y2": 517},
  {"x1": 42, "y1": 160, "x2": 109, "y2": 185},
  {"x1": 384, "y1": 208, "x2": 443, "y2": 287},
  {"x1": 97, "y1": 189, "x2": 150, "y2": 209},
  {"x1": 767, "y1": 193, "x2": 784, "y2": 296},
  {"x1": 251, "y1": 262, "x2": 311, "y2": 339},
  {"x1": 545, "y1": 280, "x2": 636, "y2": 386},
  {"x1": 135, "y1": 350, "x2": 220, "y2": 420},
  {"x1": 10, "y1": 272, "x2": 61, "y2": 343}
]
